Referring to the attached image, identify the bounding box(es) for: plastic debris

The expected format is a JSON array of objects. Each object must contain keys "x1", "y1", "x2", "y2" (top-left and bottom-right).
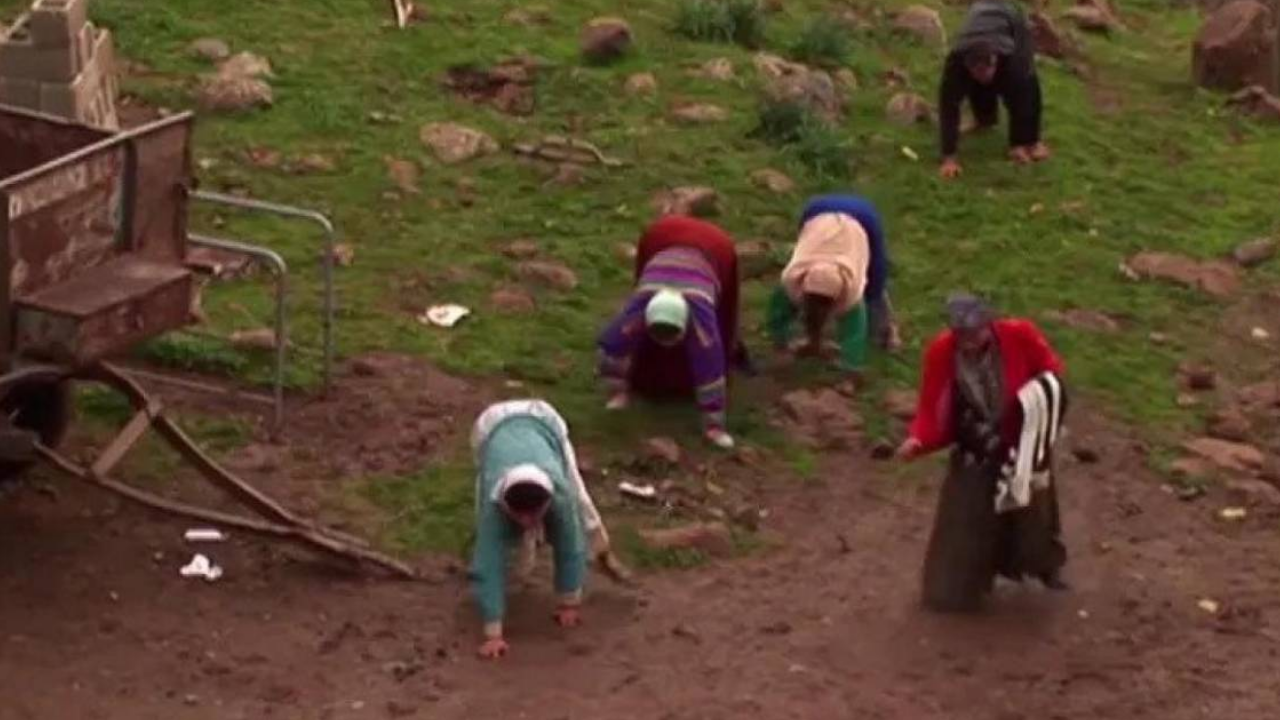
[
  {"x1": 1197, "y1": 598, "x2": 1220, "y2": 614},
  {"x1": 1220, "y1": 507, "x2": 1248, "y2": 521},
  {"x1": 1251, "y1": 327, "x2": 1270, "y2": 341},
  {"x1": 184, "y1": 528, "x2": 228, "y2": 542},
  {"x1": 180, "y1": 554, "x2": 224, "y2": 581},
  {"x1": 618, "y1": 481, "x2": 657, "y2": 501},
  {"x1": 900, "y1": 146, "x2": 919, "y2": 161},
  {"x1": 419, "y1": 304, "x2": 471, "y2": 328}
]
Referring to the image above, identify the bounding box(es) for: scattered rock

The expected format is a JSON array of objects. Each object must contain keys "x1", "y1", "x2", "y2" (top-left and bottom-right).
[
  {"x1": 517, "y1": 260, "x2": 578, "y2": 290},
  {"x1": 651, "y1": 186, "x2": 722, "y2": 217},
  {"x1": 1063, "y1": 5, "x2": 1114, "y2": 33},
  {"x1": 885, "y1": 92, "x2": 934, "y2": 125},
  {"x1": 1047, "y1": 308, "x2": 1121, "y2": 334},
  {"x1": 229, "y1": 328, "x2": 284, "y2": 352},
  {"x1": 671, "y1": 102, "x2": 730, "y2": 124},
  {"x1": 196, "y1": 75, "x2": 273, "y2": 112},
  {"x1": 1238, "y1": 381, "x2": 1280, "y2": 409},
  {"x1": 1124, "y1": 251, "x2": 1241, "y2": 298},
  {"x1": 779, "y1": 388, "x2": 863, "y2": 449},
  {"x1": 756, "y1": 53, "x2": 843, "y2": 122},
  {"x1": 643, "y1": 437, "x2": 682, "y2": 466},
  {"x1": 693, "y1": 58, "x2": 736, "y2": 81},
  {"x1": 489, "y1": 288, "x2": 537, "y2": 315},
  {"x1": 639, "y1": 522, "x2": 734, "y2": 556},
  {"x1": 419, "y1": 122, "x2": 499, "y2": 165},
  {"x1": 581, "y1": 16, "x2": 633, "y2": 64},
  {"x1": 892, "y1": 6, "x2": 947, "y2": 47},
  {"x1": 501, "y1": 239, "x2": 540, "y2": 259},
  {"x1": 1178, "y1": 362, "x2": 1218, "y2": 391},
  {"x1": 750, "y1": 169, "x2": 795, "y2": 194},
  {"x1": 245, "y1": 146, "x2": 282, "y2": 169},
  {"x1": 835, "y1": 68, "x2": 859, "y2": 91},
  {"x1": 1183, "y1": 437, "x2": 1266, "y2": 474},
  {"x1": 1225, "y1": 478, "x2": 1280, "y2": 506},
  {"x1": 384, "y1": 156, "x2": 420, "y2": 194},
  {"x1": 1230, "y1": 237, "x2": 1277, "y2": 267},
  {"x1": 1208, "y1": 406, "x2": 1253, "y2": 442},
  {"x1": 625, "y1": 72, "x2": 659, "y2": 95},
  {"x1": 884, "y1": 390, "x2": 917, "y2": 421},
  {"x1": 289, "y1": 153, "x2": 337, "y2": 174},
  {"x1": 1226, "y1": 85, "x2": 1280, "y2": 121},
  {"x1": 190, "y1": 38, "x2": 231, "y2": 62},
  {"x1": 1193, "y1": 1, "x2": 1278, "y2": 92},
  {"x1": 1029, "y1": 11, "x2": 1075, "y2": 59}
]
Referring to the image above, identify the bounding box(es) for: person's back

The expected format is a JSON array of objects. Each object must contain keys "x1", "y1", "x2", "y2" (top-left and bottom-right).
[{"x1": 478, "y1": 414, "x2": 567, "y2": 493}]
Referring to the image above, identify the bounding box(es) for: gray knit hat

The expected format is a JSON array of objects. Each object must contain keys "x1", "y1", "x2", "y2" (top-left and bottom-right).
[{"x1": 946, "y1": 292, "x2": 995, "y2": 331}]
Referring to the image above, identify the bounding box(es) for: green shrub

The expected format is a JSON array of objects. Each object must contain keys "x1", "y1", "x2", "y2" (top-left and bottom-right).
[
  {"x1": 673, "y1": 0, "x2": 766, "y2": 48},
  {"x1": 789, "y1": 17, "x2": 849, "y2": 67},
  {"x1": 751, "y1": 98, "x2": 852, "y2": 179}
]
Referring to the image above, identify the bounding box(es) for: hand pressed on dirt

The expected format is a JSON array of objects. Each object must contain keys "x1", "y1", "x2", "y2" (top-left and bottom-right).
[
  {"x1": 478, "y1": 637, "x2": 509, "y2": 659},
  {"x1": 895, "y1": 437, "x2": 923, "y2": 461},
  {"x1": 554, "y1": 606, "x2": 583, "y2": 628},
  {"x1": 939, "y1": 158, "x2": 962, "y2": 179}
]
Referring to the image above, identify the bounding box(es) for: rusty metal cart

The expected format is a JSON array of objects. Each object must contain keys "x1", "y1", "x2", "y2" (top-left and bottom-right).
[{"x1": 0, "y1": 105, "x2": 413, "y2": 578}]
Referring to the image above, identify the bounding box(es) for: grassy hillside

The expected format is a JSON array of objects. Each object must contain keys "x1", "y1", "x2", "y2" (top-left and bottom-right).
[{"x1": 4, "y1": 0, "x2": 1277, "y2": 551}]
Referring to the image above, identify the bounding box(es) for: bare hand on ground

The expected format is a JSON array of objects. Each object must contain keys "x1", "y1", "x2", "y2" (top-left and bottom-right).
[
  {"x1": 939, "y1": 158, "x2": 963, "y2": 180},
  {"x1": 605, "y1": 392, "x2": 630, "y2": 411},
  {"x1": 895, "y1": 437, "x2": 923, "y2": 461},
  {"x1": 1029, "y1": 142, "x2": 1051, "y2": 162},
  {"x1": 705, "y1": 428, "x2": 735, "y2": 450},
  {"x1": 554, "y1": 606, "x2": 583, "y2": 628},
  {"x1": 1009, "y1": 146, "x2": 1032, "y2": 164},
  {"x1": 478, "y1": 637, "x2": 509, "y2": 660}
]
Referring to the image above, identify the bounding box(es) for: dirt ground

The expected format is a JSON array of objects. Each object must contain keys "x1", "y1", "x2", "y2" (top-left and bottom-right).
[{"x1": 2, "y1": 355, "x2": 1279, "y2": 720}]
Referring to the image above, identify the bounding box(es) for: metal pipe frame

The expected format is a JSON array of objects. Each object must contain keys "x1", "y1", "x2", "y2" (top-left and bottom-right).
[
  {"x1": 190, "y1": 190, "x2": 335, "y2": 395},
  {"x1": 188, "y1": 232, "x2": 288, "y2": 432}
]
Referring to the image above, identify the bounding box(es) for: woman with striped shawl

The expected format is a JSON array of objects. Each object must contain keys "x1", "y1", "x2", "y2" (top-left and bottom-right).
[
  {"x1": 897, "y1": 294, "x2": 1068, "y2": 612},
  {"x1": 597, "y1": 216, "x2": 743, "y2": 449}
]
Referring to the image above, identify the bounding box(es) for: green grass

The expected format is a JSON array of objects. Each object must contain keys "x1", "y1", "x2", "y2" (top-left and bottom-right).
[
  {"x1": 4, "y1": 0, "x2": 1278, "y2": 553},
  {"x1": 788, "y1": 16, "x2": 849, "y2": 67},
  {"x1": 673, "y1": 0, "x2": 767, "y2": 48}
]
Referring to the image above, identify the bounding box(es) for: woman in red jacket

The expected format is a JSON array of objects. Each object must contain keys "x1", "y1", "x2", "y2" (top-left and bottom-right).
[{"x1": 896, "y1": 294, "x2": 1067, "y2": 612}]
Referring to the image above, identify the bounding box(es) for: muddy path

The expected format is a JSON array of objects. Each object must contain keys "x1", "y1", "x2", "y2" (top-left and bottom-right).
[{"x1": 1, "y1": 358, "x2": 1279, "y2": 720}]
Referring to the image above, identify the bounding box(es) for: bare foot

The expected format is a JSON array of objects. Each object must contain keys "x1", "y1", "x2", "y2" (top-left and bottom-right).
[
  {"x1": 1008, "y1": 146, "x2": 1032, "y2": 165},
  {"x1": 1029, "y1": 142, "x2": 1052, "y2": 162}
]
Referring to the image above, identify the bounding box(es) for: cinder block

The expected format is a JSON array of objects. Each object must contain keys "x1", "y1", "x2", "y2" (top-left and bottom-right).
[
  {"x1": 39, "y1": 57, "x2": 97, "y2": 118},
  {"x1": 0, "y1": 75, "x2": 41, "y2": 109},
  {"x1": 28, "y1": 0, "x2": 88, "y2": 49},
  {"x1": 0, "y1": 31, "x2": 81, "y2": 82}
]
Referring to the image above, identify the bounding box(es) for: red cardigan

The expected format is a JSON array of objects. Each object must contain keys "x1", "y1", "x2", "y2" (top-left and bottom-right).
[{"x1": 908, "y1": 319, "x2": 1063, "y2": 454}]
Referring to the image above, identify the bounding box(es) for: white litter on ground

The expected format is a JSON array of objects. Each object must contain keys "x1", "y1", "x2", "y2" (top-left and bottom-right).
[
  {"x1": 419, "y1": 304, "x2": 471, "y2": 328},
  {"x1": 180, "y1": 554, "x2": 224, "y2": 581}
]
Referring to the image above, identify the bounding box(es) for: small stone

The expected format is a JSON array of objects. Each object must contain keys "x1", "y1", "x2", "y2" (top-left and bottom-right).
[
  {"x1": 671, "y1": 102, "x2": 729, "y2": 124},
  {"x1": 581, "y1": 16, "x2": 633, "y2": 64},
  {"x1": 419, "y1": 122, "x2": 499, "y2": 165},
  {"x1": 327, "y1": 243, "x2": 356, "y2": 267},
  {"x1": 501, "y1": 239, "x2": 540, "y2": 259},
  {"x1": 625, "y1": 72, "x2": 659, "y2": 95},
  {"x1": 196, "y1": 76, "x2": 273, "y2": 112},
  {"x1": 640, "y1": 522, "x2": 734, "y2": 556},
  {"x1": 693, "y1": 58, "x2": 735, "y2": 81},
  {"x1": 885, "y1": 92, "x2": 933, "y2": 125},
  {"x1": 290, "y1": 153, "x2": 337, "y2": 174},
  {"x1": 1179, "y1": 363, "x2": 1218, "y2": 391},
  {"x1": 385, "y1": 156, "x2": 420, "y2": 194},
  {"x1": 750, "y1": 169, "x2": 795, "y2": 194},
  {"x1": 229, "y1": 328, "x2": 283, "y2": 351},
  {"x1": 1126, "y1": 251, "x2": 1241, "y2": 298},
  {"x1": 643, "y1": 437, "x2": 682, "y2": 465},
  {"x1": 651, "y1": 186, "x2": 722, "y2": 217},
  {"x1": 1207, "y1": 406, "x2": 1252, "y2": 442},
  {"x1": 835, "y1": 68, "x2": 859, "y2": 91},
  {"x1": 190, "y1": 38, "x2": 231, "y2": 62},
  {"x1": 516, "y1": 260, "x2": 578, "y2": 290},
  {"x1": 489, "y1": 288, "x2": 536, "y2": 315},
  {"x1": 1230, "y1": 238, "x2": 1276, "y2": 267}
]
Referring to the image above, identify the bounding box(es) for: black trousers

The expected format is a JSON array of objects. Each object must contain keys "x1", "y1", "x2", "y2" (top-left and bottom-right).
[{"x1": 969, "y1": 72, "x2": 1042, "y2": 148}]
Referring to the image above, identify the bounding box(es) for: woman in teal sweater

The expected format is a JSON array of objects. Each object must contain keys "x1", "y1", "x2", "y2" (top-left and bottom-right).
[{"x1": 469, "y1": 400, "x2": 610, "y2": 659}]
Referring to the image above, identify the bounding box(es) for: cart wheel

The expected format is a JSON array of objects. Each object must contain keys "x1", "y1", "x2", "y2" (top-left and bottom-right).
[{"x1": 0, "y1": 379, "x2": 74, "y2": 482}]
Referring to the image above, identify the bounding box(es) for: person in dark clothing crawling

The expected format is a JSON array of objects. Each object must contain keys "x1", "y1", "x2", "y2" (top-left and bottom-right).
[{"x1": 938, "y1": 0, "x2": 1050, "y2": 179}]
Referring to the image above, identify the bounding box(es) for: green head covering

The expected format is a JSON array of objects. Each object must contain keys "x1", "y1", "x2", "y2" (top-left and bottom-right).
[{"x1": 644, "y1": 289, "x2": 689, "y2": 341}]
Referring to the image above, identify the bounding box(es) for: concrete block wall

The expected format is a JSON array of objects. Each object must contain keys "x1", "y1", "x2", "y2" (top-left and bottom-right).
[{"x1": 0, "y1": 0, "x2": 118, "y2": 129}]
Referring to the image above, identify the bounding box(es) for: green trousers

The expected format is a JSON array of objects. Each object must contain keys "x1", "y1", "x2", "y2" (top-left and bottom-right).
[{"x1": 766, "y1": 286, "x2": 868, "y2": 370}]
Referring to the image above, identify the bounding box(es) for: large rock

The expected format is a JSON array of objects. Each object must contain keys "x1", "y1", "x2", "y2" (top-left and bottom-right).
[
  {"x1": 489, "y1": 287, "x2": 536, "y2": 315},
  {"x1": 418, "y1": 123, "x2": 499, "y2": 165},
  {"x1": 196, "y1": 76, "x2": 273, "y2": 112},
  {"x1": 750, "y1": 168, "x2": 795, "y2": 194},
  {"x1": 779, "y1": 388, "x2": 863, "y2": 449},
  {"x1": 1029, "y1": 11, "x2": 1075, "y2": 59},
  {"x1": 885, "y1": 92, "x2": 934, "y2": 125},
  {"x1": 219, "y1": 52, "x2": 273, "y2": 79},
  {"x1": 893, "y1": 6, "x2": 947, "y2": 47},
  {"x1": 1124, "y1": 251, "x2": 1241, "y2": 297},
  {"x1": 1183, "y1": 437, "x2": 1266, "y2": 473},
  {"x1": 1192, "y1": 1, "x2": 1279, "y2": 93},
  {"x1": 581, "y1": 17, "x2": 633, "y2": 64},
  {"x1": 652, "y1": 187, "x2": 722, "y2": 217},
  {"x1": 517, "y1": 261, "x2": 578, "y2": 290},
  {"x1": 755, "y1": 53, "x2": 843, "y2": 122}
]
